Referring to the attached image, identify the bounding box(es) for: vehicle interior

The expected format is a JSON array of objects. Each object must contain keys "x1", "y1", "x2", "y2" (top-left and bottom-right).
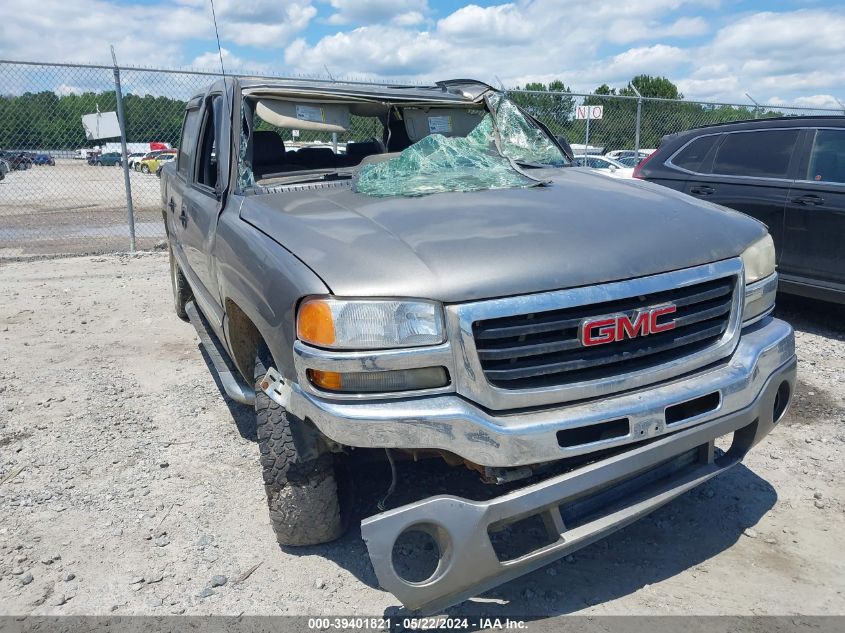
[{"x1": 241, "y1": 94, "x2": 487, "y2": 182}]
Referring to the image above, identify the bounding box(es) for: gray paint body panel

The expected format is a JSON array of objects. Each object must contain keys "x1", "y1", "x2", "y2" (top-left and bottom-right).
[{"x1": 241, "y1": 169, "x2": 766, "y2": 303}]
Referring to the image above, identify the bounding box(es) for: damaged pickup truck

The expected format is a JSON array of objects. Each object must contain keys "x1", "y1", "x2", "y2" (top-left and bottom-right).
[{"x1": 161, "y1": 77, "x2": 796, "y2": 613}]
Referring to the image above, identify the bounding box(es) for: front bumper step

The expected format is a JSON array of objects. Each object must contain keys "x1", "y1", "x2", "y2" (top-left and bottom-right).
[{"x1": 361, "y1": 355, "x2": 796, "y2": 613}]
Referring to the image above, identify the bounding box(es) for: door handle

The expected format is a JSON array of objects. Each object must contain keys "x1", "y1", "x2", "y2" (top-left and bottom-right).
[
  {"x1": 167, "y1": 198, "x2": 175, "y2": 213},
  {"x1": 179, "y1": 205, "x2": 188, "y2": 229},
  {"x1": 791, "y1": 194, "x2": 823, "y2": 205},
  {"x1": 690, "y1": 185, "x2": 715, "y2": 196}
]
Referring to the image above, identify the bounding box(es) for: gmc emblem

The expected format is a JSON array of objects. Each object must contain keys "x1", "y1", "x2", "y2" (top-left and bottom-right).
[{"x1": 580, "y1": 304, "x2": 677, "y2": 347}]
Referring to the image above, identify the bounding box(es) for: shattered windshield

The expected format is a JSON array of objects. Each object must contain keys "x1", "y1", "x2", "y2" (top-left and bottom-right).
[{"x1": 354, "y1": 93, "x2": 566, "y2": 197}]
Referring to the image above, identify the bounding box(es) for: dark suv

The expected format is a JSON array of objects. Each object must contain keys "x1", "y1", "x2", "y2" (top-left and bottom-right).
[{"x1": 635, "y1": 117, "x2": 845, "y2": 304}]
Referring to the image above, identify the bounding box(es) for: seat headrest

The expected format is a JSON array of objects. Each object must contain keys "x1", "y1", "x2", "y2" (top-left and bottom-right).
[
  {"x1": 293, "y1": 146, "x2": 336, "y2": 166},
  {"x1": 253, "y1": 131, "x2": 285, "y2": 165},
  {"x1": 346, "y1": 140, "x2": 383, "y2": 158}
]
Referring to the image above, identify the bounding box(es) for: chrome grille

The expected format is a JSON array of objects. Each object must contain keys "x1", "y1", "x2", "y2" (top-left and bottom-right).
[{"x1": 472, "y1": 275, "x2": 737, "y2": 391}]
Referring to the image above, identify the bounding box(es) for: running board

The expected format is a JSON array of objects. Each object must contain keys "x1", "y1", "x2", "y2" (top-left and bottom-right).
[{"x1": 185, "y1": 301, "x2": 255, "y2": 406}]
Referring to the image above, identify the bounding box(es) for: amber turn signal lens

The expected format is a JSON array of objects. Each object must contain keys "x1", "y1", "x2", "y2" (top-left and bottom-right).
[
  {"x1": 297, "y1": 299, "x2": 336, "y2": 346},
  {"x1": 307, "y1": 369, "x2": 343, "y2": 391}
]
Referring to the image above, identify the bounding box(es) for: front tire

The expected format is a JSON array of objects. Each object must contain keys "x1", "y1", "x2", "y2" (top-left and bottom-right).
[
  {"x1": 255, "y1": 345, "x2": 344, "y2": 546},
  {"x1": 141, "y1": 164, "x2": 149, "y2": 173},
  {"x1": 168, "y1": 245, "x2": 192, "y2": 321}
]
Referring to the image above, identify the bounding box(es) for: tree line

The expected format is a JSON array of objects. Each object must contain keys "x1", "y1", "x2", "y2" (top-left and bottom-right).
[
  {"x1": 0, "y1": 75, "x2": 784, "y2": 152},
  {"x1": 510, "y1": 74, "x2": 784, "y2": 150},
  {"x1": 0, "y1": 90, "x2": 186, "y2": 150}
]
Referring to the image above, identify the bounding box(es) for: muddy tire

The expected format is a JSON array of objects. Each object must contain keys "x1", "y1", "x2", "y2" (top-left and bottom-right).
[
  {"x1": 168, "y1": 245, "x2": 192, "y2": 321},
  {"x1": 255, "y1": 345, "x2": 344, "y2": 546}
]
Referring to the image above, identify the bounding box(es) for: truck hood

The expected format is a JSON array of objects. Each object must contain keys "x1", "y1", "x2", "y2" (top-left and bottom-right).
[{"x1": 241, "y1": 168, "x2": 766, "y2": 303}]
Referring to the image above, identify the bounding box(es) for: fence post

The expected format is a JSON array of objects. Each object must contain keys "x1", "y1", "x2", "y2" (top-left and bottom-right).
[
  {"x1": 630, "y1": 84, "x2": 642, "y2": 155},
  {"x1": 111, "y1": 46, "x2": 136, "y2": 252},
  {"x1": 584, "y1": 100, "x2": 591, "y2": 153}
]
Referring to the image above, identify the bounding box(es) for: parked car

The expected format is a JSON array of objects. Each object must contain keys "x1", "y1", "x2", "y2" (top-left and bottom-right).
[
  {"x1": 161, "y1": 77, "x2": 795, "y2": 613},
  {"x1": 92, "y1": 151, "x2": 123, "y2": 166},
  {"x1": 616, "y1": 155, "x2": 644, "y2": 167},
  {"x1": 155, "y1": 152, "x2": 176, "y2": 177},
  {"x1": 605, "y1": 149, "x2": 641, "y2": 160},
  {"x1": 635, "y1": 116, "x2": 845, "y2": 304},
  {"x1": 32, "y1": 153, "x2": 55, "y2": 166},
  {"x1": 0, "y1": 151, "x2": 32, "y2": 170},
  {"x1": 127, "y1": 152, "x2": 147, "y2": 169},
  {"x1": 134, "y1": 150, "x2": 166, "y2": 172},
  {"x1": 574, "y1": 154, "x2": 634, "y2": 178},
  {"x1": 139, "y1": 151, "x2": 175, "y2": 174}
]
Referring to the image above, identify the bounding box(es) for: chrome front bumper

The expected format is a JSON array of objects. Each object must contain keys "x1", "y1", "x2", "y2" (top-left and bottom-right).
[
  {"x1": 360, "y1": 349, "x2": 795, "y2": 613},
  {"x1": 262, "y1": 316, "x2": 795, "y2": 612},
  {"x1": 274, "y1": 317, "x2": 795, "y2": 467}
]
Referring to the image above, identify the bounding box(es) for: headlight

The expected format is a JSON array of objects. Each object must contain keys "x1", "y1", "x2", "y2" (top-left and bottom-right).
[
  {"x1": 297, "y1": 297, "x2": 445, "y2": 350},
  {"x1": 741, "y1": 234, "x2": 777, "y2": 324},
  {"x1": 740, "y1": 234, "x2": 776, "y2": 284}
]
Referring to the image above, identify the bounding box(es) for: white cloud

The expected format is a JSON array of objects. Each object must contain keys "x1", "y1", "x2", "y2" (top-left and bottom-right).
[
  {"x1": 214, "y1": 0, "x2": 317, "y2": 48},
  {"x1": 680, "y1": 9, "x2": 845, "y2": 102},
  {"x1": 325, "y1": 0, "x2": 428, "y2": 26},
  {"x1": 55, "y1": 84, "x2": 84, "y2": 96},
  {"x1": 393, "y1": 11, "x2": 426, "y2": 27},
  {"x1": 601, "y1": 45, "x2": 690, "y2": 81},
  {"x1": 1, "y1": 0, "x2": 843, "y2": 108},
  {"x1": 436, "y1": 3, "x2": 533, "y2": 44},
  {"x1": 792, "y1": 95, "x2": 844, "y2": 110},
  {"x1": 285, "y1": 26, "x2": 450, "y2": 77},
  {"x1": 0, "y1": 0, "x2": 210, "y2": 66}
]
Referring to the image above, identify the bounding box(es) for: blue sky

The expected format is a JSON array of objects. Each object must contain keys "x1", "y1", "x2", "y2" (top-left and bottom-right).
[{"x1": 2, "y1": 0, "x2": 844, "y2": 107}]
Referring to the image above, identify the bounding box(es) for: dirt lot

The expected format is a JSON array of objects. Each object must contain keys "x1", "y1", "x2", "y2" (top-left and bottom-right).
[
  {"x1": 0, "y1": 160, "x2": 164, "y2": 258},
  {"x1": 0, "y1": 253, "x2": 843, "y2": 619}
]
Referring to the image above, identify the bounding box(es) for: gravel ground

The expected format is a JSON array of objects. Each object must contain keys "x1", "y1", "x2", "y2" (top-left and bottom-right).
[
  {"x1": 0, "y1": 160, "x2": 163, "y2": 258},
  {"x1": 0, "y1": 253, "x2": 843, "y2": 618}
]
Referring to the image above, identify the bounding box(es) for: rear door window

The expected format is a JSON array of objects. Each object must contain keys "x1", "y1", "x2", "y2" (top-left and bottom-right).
[
  {"x1": 806, "y1": 129, "x2": 845, "y2": 184},
  {"x1": 178, "y1": 106, "x2": 202, "y2": 178},
  {"x1": 672, "y1": 134, "x2": 719, "y2": 172},
  {"x1": 711, "y1": 129, "x2": 799, "y2": 179}
]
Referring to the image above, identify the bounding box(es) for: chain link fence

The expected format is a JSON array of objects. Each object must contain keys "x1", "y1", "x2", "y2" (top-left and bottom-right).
[
  {"x1": 509, "y1": 90, "x2": 844, "y2": 155},
  {"x1": 1, "y1": 59, "x2": 843, "y2": 259}
]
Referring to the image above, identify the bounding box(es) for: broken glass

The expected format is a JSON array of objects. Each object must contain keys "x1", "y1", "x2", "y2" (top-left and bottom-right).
[
  {"x1": 354, "y1": 94, "x2": 563, "y2": 197},
  {"x1": 487, "y1": 92, "x2": 567, "y2": 167}
]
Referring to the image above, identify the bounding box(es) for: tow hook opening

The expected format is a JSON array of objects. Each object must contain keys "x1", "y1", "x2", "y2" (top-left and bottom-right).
[
  {"x1": 773, "y1": 380, "x2": 791, "y2": 423},
  {"x1": 391, "y1": 523, "x2": 451, "y2": 585}
]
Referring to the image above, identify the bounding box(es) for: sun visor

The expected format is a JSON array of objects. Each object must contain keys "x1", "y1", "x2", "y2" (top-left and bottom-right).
[
  {"x1": 255, "y1": 99, "x2": 350, "y2": 133},
  {"x1": 403, "y1": 108, "x2": 483, "y2": 142}
]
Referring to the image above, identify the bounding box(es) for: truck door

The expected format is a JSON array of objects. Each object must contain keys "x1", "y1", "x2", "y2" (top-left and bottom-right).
[
  {"x1": 782, "y1": 128, "x2": 845, "y2": 292},
  {"x1": 683, "y1": 128, "x2": 802, "y2": 266},
  {"x1": 168, "y1": 97, "x2": 202, "y2": 289},
  {"x1": 179, "y1": 93, "x2": 226, "y2": 324}
]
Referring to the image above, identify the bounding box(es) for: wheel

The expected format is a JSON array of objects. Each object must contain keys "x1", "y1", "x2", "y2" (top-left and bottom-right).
[
  {"x1": 255, "y1": 344, "x2": 345, "y2": 546},
  {"x1": 116, "y1": 160, "x2": 121, "y2": 167},
  {"x1": 95, "y1": 161, "x2": 102, "y2": 166},
  {"x1": 141, "y1": 164, "x2": 149, "y2": 173},
  {"x1": 168, "y1": 245, "x2": 192, "y2": 321}
]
